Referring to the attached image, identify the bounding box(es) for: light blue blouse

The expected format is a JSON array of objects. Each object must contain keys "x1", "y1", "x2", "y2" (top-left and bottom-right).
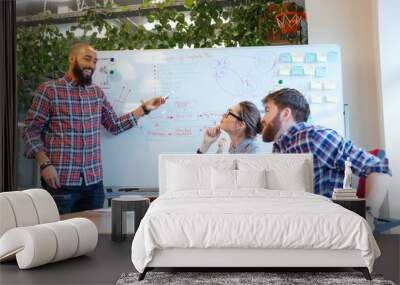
[{"x1": 228, "y1": 138, "x2": 258, "y2": 154}]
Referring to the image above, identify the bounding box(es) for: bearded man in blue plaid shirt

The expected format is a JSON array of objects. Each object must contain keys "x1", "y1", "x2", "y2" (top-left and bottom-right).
[{"x1": 261, "y1": 88, "x2": 391, "y2": 198}]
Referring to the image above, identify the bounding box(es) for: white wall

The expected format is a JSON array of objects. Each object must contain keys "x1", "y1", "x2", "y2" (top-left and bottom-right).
[
  {"x1": 306, "y1": 0, "x2": 382, "y2": 149},
  {"x1": 376, "y1": 0, "x2": 400, "y2": 218},
  {"x1": 306, "y1": 0, "x2": 399, "y2": 219}
]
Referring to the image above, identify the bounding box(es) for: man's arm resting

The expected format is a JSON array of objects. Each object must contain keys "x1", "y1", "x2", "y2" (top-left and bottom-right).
[
  {"x1": 34, "y1": 151, "x2": 61, "y2": 189},
  {"x1": 34, "y1": 151, "x2": 51, "y2": 166}
]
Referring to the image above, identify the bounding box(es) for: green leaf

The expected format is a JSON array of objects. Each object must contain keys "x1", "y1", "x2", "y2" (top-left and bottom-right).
[
  {"x1": 184, "y1": 0, "x2": 194, "y2": 9},
  {"x1": 142, "y1": 0, "x2": 151, "y2": 8},
  {"x1": 121, "y1": 5, "x2": 129, "y2": 12}
]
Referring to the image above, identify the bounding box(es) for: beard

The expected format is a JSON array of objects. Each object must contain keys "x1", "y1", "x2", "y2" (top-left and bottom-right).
[
  {"x1": 72, "y1": 62, "x2": 93, "y2": 86},
  {"x1": 262, "y1": 112, "x2": 282, "y2": 142}
]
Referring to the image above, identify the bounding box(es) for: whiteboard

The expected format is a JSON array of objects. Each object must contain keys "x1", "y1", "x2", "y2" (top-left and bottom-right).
[{"x1": 93, "y1": 45, "x2": 344, "y2": 188}]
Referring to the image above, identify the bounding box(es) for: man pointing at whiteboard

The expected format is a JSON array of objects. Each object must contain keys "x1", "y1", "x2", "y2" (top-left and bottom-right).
[{"x1": 23, "y1": 42, "x2": 166, "y2": 214}]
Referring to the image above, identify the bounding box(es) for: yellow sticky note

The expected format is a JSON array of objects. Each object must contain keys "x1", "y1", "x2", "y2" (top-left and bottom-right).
[
  {"x1": 310, "y1": 79, "x2": 322, "y2": 90},
  {"x1": 324, "y1": 80, "x2": 336, "y2": 90},
  {"x1": 310, "y1": 94, "x2": 323, "y2": 104},
  {"x1": 325, "y1": 94, "x2": 338, "y2": 103},
  {"x1": 292, "y1": 52, "x2": 304, "y2": 63},
  {"x1": 304, "y1": 65, "x2": 315, "y2": 76},
  {"x1": 317, "y1": 52, "x2": 327, "y2": 62},
  {"x1": 279, "y1": 65, "x2": 291, "y2": 76}
]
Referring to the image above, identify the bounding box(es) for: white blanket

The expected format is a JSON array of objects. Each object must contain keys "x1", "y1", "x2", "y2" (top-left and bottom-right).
[{"x1": 131, "y1": 190, "x2": 380, "y2": 272}]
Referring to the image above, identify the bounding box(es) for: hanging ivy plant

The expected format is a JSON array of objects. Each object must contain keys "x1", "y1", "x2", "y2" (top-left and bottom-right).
[{"x1": 16, "y1": 0, "x2": 307, "y2": 112}]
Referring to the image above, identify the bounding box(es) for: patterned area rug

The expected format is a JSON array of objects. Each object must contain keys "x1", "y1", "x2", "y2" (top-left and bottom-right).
[{"x1": 116, "y1": 271, "x2": 395, "y2": 285}]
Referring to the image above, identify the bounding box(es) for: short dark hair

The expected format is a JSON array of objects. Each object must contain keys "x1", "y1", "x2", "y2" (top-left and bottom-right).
[
  {"x1": 238, "y1": 101, "x2": 263, "y2": 139},
  {"x1": 262, "y1": 88, "x2": 310, "y2": 123}
]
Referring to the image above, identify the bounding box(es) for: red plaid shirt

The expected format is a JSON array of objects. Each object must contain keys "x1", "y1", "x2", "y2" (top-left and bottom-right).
[{"x1": 23, "y1": 75, "x2": 138, "y2": 186}]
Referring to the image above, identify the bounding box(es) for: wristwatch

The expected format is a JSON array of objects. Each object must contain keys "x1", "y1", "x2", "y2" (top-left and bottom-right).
[
  {"x1": 142, "y1": 104, "x2": 150, "y2": 115},
  {"x1": 40, "y1": 161, "x2": 52, "y2": 171}
]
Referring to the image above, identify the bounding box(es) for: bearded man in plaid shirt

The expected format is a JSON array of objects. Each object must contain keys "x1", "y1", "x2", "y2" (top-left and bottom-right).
[
  {"x1": 260, "y1": 88, "x2": 391, "y2": 198},
  {"x1": 23, "y1": 43, "x2": 166, "y2": 214}
]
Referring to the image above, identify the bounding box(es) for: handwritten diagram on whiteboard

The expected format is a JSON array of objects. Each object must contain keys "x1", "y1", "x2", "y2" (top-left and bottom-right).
[{"x1": 93, "y1": 45, "x2": 343, "y2": 187}]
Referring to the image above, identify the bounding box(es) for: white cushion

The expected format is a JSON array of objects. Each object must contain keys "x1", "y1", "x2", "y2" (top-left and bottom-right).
[
  {"x1": 0, "y1": 226, "x2": 57, "y2": 269},
  {"x1": 210, "y1": 169, "x2": 268, "y2": 191},
  {"x1": 211, "y1": 168, "x2": 237, "y2": 190},
  {"x1": 236, "y1": 169, "x2": 267, "y2": 189},
  {"x1": 64, "y1": 218, "x2": 98, "y2": 257},
  {"x1": 166, "y1": 158, "x2": 236, "y2": 192},
  {"x1": 266, "y1": 166, "x2": 307, "y2": 191},
  {"x1": 167, "y1": 162, "x2": 211, "y2": 191},
  {"x1": 24, "y1": 189, "x2": 60, "y2": 224},
  {"x1": 0, "y1": 192, "x2": 39, "y2": 227},
  {"x1": 237, "y1": 157, "x2": 310, "y2": 192},
  {"x1": 160, "y1": 155, "x2": 236, "y2": 194},
  {"x1": 0, "y1": 196, "x2": 16, "y2": 237},
  {"x1": 42, "y1": 221, "x2": 79, "y2": 262}
]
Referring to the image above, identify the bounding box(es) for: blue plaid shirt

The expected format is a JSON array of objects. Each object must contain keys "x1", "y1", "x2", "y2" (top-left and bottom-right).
[{"x1": 272, "y1": 122, "x2": 391, "y2": 197}]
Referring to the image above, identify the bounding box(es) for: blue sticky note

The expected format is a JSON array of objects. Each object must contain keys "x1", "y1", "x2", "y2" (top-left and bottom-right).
[
  {"x1": 279, "y1": 53, "x2": 292, "y2": 63},
  {"x1": 304, "y1": 53, "x2": 317, "y2": 63},
  {"x1": 291, "y1": 65, "x2": 304, "y2": 76},
  {"x1": 327, "y1": 51, "x2": 338, "y2": 62},
  {"x1": 315, "y1": 66, "x2": 327, "y2": 78}
]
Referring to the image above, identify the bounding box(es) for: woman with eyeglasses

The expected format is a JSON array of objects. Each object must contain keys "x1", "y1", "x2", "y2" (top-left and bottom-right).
[{"x1": 197, "y1": 101, "x2": 263, "y2": 154}]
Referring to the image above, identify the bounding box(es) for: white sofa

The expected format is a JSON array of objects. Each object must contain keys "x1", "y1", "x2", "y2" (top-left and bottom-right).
[{"x1": 0, "y1": 189, "x2": 98, "y2": 269}]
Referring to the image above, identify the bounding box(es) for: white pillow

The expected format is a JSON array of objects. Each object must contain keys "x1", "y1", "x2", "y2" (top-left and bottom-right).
[
  {"x1": 237, "y1": 157, "x2": 310, "y2": 192},
  {"x1": 266, "y1": 165, "x2": 307, "y2": 191},
  {"x1": 167, "y1": 162, "x2": 211, "y2": 191},
  {"x1": 236, "y1": 169, "x2": 267, "y2": 189},
  {"x1": 211, "y1": 168, "x2": 237, "y2": 190}
]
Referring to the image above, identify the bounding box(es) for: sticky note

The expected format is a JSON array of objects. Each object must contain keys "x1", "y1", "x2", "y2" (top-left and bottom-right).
[
  {"x1": 291, "y1": 65, "x2": 304, "y2": 76},
  {"x1": 325, "y1": 94, "x2": 338, "y2": 103},
  {"x1": 324, "y1": 79, "x2": 336, "y2": 90},
  {"x1": 317, "y1": 52, "x2": 327, "y2": 62},
  {"x1": 292, "y1": 52, "x2": 304, "y2": 63},
  {"x1": 305, "y1": 53, "x2": 317, "y2": 63},
  {"x1": 304, "y1": 65, "x2": 315, "y2": 76},
  {"x1": 279, "y1": 53, "x2": 292, "y2": 63},
  {"x1": 310, "y1": 94, "x2": 323, "y2": 104},
  {"x1": 327, "y1": 51, "x2": 338, "y2": 62},
  {"x1": 279, "y1": 65, "x2": 291, "y2": 76},
  {"x1": 315, "y1": 67, "x2": 327, "y2": 78},
  {"x1": 310, "y1": 79, "x2": 322, "y2": 90}
]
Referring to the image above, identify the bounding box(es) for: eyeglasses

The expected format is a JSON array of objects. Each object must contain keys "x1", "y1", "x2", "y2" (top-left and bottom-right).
[{"x1": 223, "y1": 110, "x2": 243, "y2": 121}]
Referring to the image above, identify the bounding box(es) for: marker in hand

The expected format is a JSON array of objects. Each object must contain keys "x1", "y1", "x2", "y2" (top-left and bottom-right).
[{"x1": 140, "y1": 96, "x2": 167, "y2": 113}]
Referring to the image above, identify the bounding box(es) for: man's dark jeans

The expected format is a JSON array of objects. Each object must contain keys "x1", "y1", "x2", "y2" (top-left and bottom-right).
[{"x1": 41, "y1": 178, "x2": 105, "y2": 214}]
